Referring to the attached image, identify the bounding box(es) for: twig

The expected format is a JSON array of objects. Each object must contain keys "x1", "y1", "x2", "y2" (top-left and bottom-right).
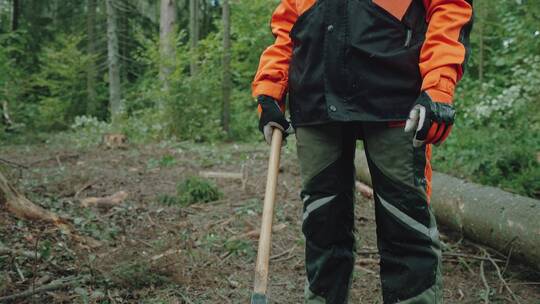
[
  {"x1": 356, "y1": 250, "x2": 504, "y2": 263},
  {"x1": 356, "y1": 250, "x2": 378, "y2": 255},
  {"x1": 0, "y1": 276, "x2": 88, "y2": 302},
  {"x1": 28, "y1": 153, "x2": 79, "y2": 166},
  {"x1": 357, "y1": 258, "x2": 379, "y2": 265},
  {"x1": 483, "y1": 249, "x2": 522, "y2": 304},
  {"x1": 458, "y1": 288, "x2": 465, "y2": 301},
  {"x1": 443, "y1": 252, "x2": 505, "y2": 263},
  {"x1": 31, "y1": 230, "x2": 43, "y2": 304},
  {"x1": 178, "y1": 291, "x2": 195, "y2": 304},
  {"x1": 457, "y1": 257, "x2": 475, "y2": 276},
  {"x1": 270, "y1": 247, "x2": 294, "y2": 261},
  {"x1": 480, "y1": 260, "x2": 490, "y2": 304},
  {"x1": 107, "y1": 290, "x2": 116, "y2": 304},
  {"x1": 137, "y1": 239, "x2": 155, "y2": 249},
  {"x1": 199, "y1": 171, "x2": 243, "y2": 180},
  {"x1": 0, "y1": 247, "x2": 41, "y2": 259},
  {"x1": 354, "y1": 265, "x2": 377, "y2": 275},
  {"x1": 74, "y1": 181, "x2": 96, "y2": 199},
  {"x1": 0, "y1": 158, "x2": 29, "y2": 169},
  {"x1": 14, "y1": 261, "x2": 25, "y2": 281},
  {"x1": 55, "y1": 155, "x2": 63, "y2": 168},
  {"x1": 506, "y1": 282, "x2": 540, "y2": 286},
  {"x1": 501, "y1": 245, "x2": 514, "y2": 276},
  {"x1": 216, "y1": 291, "x2": 232, "y2": 304}
]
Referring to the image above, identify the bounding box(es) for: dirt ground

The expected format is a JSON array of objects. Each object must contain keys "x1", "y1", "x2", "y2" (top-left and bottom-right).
[{"x1": 0, "y1": 138, "x2": 539, "y2": 303}]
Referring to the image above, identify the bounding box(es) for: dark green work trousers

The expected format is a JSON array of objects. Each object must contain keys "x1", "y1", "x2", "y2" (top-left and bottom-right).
[{"x1": 296, "y1": 122, "x2": 442, "y2": 304}]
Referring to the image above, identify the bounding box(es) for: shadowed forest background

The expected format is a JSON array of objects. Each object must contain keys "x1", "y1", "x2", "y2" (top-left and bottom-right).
[
  {"x1": 0, "y1": 0, "x2": 539, "y2": 303},
  {"x1": 0, "y1": 0, "x2": 538, "y2": 197}
]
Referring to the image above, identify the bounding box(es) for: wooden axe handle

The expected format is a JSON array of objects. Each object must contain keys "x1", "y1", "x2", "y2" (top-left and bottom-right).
[{"x1": 253, "y1": 129, "x2": 283, "y2": 295}]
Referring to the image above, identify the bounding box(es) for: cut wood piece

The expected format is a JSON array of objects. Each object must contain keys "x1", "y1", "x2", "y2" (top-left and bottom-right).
[
  {"x1": 101, "y1": 133, "x2": 128, "y2": 149},
  {"x1": 80, "y1": 191, "x2": 128, "y2": 209},
  {"x1": 200, "y1": 165, "x2": 248, "y2": 190},
  {"x1": 355, "y1": 181, "x2": 374, "y2": 199},
  {"x1": 199, "y1": 171, "x2": 243, "y2": 179},
  {"x1": 355, "y1": 152, "x2": 540, "y2": 271},
  {"x1": 228, "y1": 223, "x2": 287, "y2": 242},
  {"x1": 151, "y1": 249, "x2": 182, "y2": 261}
]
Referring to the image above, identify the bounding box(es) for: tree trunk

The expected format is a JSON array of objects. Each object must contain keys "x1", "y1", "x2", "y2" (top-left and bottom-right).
[
  {"x1": 355, "y1": 152, "x2": 540, "y2": 271},
  {"x1": 221, "y1": 0, "x2": 231, "y2": 138},
  {"x1": 2, "y1": 100, "x2": 13, "y2": 129},
  {"x1": 159, "y1": 0, "x2": 177, "y2": 101},
  {"x1": 189, "y1": 0, "x2": 199, "y2": 75},
  {"x1": 86, "y1": 0, "x2": 98, "y2": 116},
  {"x1": 106, "y1": 0, "x2": 122, "y2": 125},
  {"x1": 2, "y1": 0, "x2": 19, "y2": 130},
  {"x1": 11, "y1": 0, "x2": 19, "y2": 31},
  {"x1": 478, "y1": 0, "x2": 485, "y2": 85},
  {"x1": 119, "y1": 0, "x2": 130, "y2": 82}
]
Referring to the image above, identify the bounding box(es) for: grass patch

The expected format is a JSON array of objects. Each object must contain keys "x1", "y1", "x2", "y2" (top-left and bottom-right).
[
  {"x1": 177, "y1": 177, "x2": 221, "y2": 205},
  {"x1": 157, "y1": 176, "x2": 222, "y2": 206},
  {"x1": 109, "y1": 260, "x2": 170, "y2": 289}
]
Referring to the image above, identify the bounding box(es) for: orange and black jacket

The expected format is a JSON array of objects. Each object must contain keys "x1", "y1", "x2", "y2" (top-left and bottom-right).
[{"x1": 252, "y1": 0, "x2": 473, "y2": 126}]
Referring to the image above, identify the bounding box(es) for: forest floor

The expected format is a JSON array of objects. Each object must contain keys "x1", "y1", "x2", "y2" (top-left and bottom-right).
[{"x1": 0, "y1": 138, "x2": 539, "y2": 303}]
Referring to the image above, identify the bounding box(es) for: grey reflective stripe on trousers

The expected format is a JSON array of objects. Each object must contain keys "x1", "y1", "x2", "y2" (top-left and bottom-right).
[
  {"x1": 305, "y1": 279, "x2": 326, "y2": 304},
  {"x1": 303, "y1": 195, "x2": 337, "y2": 221},
  {"x1": 378, "y1": 193, "x2": 443, "y2": 304},
  {"x1": 377, "y1": 194, "x2": 439, "y2": 242}
]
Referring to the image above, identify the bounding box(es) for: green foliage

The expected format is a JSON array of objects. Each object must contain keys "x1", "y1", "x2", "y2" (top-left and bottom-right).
[
  {"x1": 69, "y1": 115, "x2": 113, "y2": 148},
  {"x1": 224, "y1": 239, "x2": 255, "y2": 257},
  {"x1": 0, "y1": 32, "x2": 27, "y2": 133},
  {"x1": 147, "y1": 154, "x2": 177, "y2": 169},
  {"x1": 157, "y1": 193, "x2": 179, "y2": 206},
  {"x1": 124, "y1": 0, "x2": 276, "y2": 142},
  {"x1": 110, "y1": 260, "x2": 170, "y2": 289},
  {"x1": 32, "y1": 35, "x2": 103, "y2": 130},
  {"x1": 176, "y1": 176, "x2": 222, "y2": 205},
  {"x1": 435, "y1": 1, "x2": 540, "y2": 198}
]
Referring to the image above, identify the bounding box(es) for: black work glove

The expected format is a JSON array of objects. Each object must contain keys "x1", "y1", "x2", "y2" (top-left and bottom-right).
[
  {"x1": 257, "y1": 95, "x2": 294, "y2": 144},
  {"x1": 404, "y1": 92, "x2": 456, "y2": 147}
]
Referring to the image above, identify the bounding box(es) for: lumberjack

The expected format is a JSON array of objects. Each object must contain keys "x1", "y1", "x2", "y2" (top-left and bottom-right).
[{"x1": 253, "y1": 0, "x2": 473, "y2": 303}]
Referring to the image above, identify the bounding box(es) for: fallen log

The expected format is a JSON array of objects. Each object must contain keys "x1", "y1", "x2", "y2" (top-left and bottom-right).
[
  {"x1": 0, "y1": 171, "x2": 71, "y2": 233},
  {"x1": 80, "y1": 190, "x2": 128, "y2": 209},
  {"x1": 355, "y1": 153, "x2": 540, "y2": 271},
  {"x1": 0, "y1": 172, "x2": 101, "y2": 248}
]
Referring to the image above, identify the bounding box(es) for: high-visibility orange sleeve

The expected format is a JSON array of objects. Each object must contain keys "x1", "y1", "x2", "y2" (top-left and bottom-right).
[
  {"x1": 252, "y1": 1, "x2": 298, "y2": 102},
  {"x1": 420, "y1": 0, "x2": 473, "y2": 103}
]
